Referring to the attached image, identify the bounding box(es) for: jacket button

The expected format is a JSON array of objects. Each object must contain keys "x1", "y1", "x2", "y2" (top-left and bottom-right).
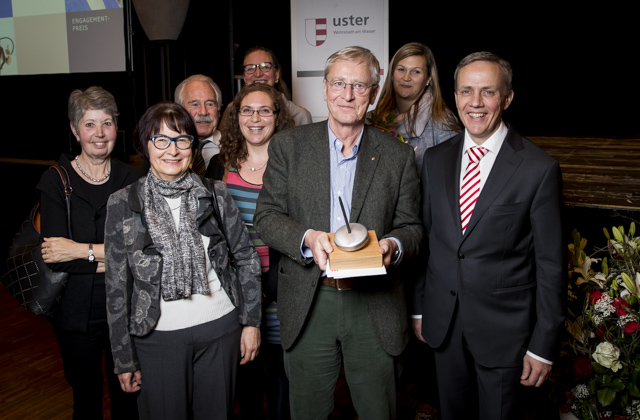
[
  {"x1": 458, "y1": 253, "x2": 464, "y2": 260},
  {"x1": 450, "y1": 291, "x2": 457, "y2": 296}
]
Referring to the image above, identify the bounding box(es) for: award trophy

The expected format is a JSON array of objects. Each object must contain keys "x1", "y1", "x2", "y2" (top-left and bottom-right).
[{"x1": 327, "y1": 197, "x2": 382, "y2": 270}]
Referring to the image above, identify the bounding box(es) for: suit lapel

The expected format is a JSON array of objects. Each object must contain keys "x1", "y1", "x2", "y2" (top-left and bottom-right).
[
  {"x1": 462, "y1": 129, "x2": 524, "y2": 238},
  {"x1": 351, "y1": 126, "x2": 380, "y2": 223},
  {"x1": 306, "y1": 123, "x2": 332, "y2": 232},
  {"x1": 443, "y1": 135, "x2": 464, "y2": 237}
]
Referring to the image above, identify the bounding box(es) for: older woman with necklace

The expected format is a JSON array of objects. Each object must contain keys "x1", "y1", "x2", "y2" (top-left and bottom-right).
[
  {"x1": 105, "y1": 101, "x2": 262, "y2": 420},
  {"x1": 37, "y1": 86, "x2": 141, "y2": 419}
]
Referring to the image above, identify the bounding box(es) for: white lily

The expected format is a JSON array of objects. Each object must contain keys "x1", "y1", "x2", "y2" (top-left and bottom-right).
[{"x1": 575, "y1": 257, "x2": 604, "y2": 287}]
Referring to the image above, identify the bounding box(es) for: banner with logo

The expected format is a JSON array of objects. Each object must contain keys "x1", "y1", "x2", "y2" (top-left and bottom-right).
[{"x1": 291, "y1": 0, "x2": 388, "y2": 121}]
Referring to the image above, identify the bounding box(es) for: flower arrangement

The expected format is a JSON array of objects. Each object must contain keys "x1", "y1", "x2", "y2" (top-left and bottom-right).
[
  {"x1": 563, "y1": 222, "x2": 640, "y2": 419},
  {"x1": 366, "y1": 111, "x2": 406, "y2": 143}
]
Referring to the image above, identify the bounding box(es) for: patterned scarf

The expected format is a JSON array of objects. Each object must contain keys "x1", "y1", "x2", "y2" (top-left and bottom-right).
[{"x1": 143, "y1": 171, "x2": 209, "y2": 301}]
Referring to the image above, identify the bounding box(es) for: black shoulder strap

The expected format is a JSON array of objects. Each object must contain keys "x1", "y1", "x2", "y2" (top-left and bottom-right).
[
  {"x1": 49, "y1": 164, "x2": 73, "y2": 240},
  {"x1": 206, "y1": 178, "x2": 239, "y2": 265},
  {"x1": 208, "y1": 179, "x2": 223, "y2": 229}
]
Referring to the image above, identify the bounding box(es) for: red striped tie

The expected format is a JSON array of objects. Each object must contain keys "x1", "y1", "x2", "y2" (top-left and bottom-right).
[{"x1": 460, "y1": 146, "x2": 487, "y2": 233}]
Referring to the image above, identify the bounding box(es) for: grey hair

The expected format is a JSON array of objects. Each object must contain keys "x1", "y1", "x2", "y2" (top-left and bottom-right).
[
  {"x1": 68, "y1": 86, "x2": 119, "y2": 131},
  {"x1": 324, "y1": 46, "x2": 380, "y2": 86},
  {"x1": 174, "y1": 74, "x2": 223, "y2": 108}
]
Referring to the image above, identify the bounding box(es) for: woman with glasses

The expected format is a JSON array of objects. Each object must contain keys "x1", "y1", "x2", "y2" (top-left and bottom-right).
[
  {"x1": 207, "y1": 83, "x2": 294, "y2": 420},
  {"x1": 37, "y1": 86, "x2": 141, "y2": 420},
  {"x1": 104, "y1": 101, "x2": 262, "y2": 420},
  {"x1": 368, "y1": 42, "x2": 462, "y2": 174},
  {"x1": 368, "y1": 43, "x2": 461, "y2": 419},
  {"x1": 220, "y1": 45, "x2": 311, "y2": 128}
]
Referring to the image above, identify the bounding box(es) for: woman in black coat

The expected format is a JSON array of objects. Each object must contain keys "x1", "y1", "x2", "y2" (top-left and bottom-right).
[{"x1": 37, "y1": 86, "x2": 141, "y2": 420}]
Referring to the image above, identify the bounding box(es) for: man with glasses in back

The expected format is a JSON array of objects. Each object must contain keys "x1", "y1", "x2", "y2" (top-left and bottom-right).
[
  {"x1": 174, "y1": 74, "x2": 223, "y2": 175},
  {"x1": 220, "y1": 46, "x2": 312, "y2": 128},
  {"x1": 254, "y1": 46, "x2": 422, "y2": 420}
]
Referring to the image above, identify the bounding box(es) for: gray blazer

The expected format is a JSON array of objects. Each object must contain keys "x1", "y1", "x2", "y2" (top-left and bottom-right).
[
  {"x1": 254, "y1": 122, "x2": 422, "y2": 356},
  {"x1": 105, "y1": 174, "x2": 261, "y2": 374}
]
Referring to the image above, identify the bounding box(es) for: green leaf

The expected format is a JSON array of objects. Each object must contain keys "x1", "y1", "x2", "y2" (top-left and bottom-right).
[
  {"x1": 585, "y1": 407, "x2": 600, "y2": 420},
  {"x1": 632, "y1": 368, "x2": 640, "y2": 397},
  {"x1": 604, "y1": 227, "x2": 611, "y2": 240},
  {"x1": 631, "y1": 221, "x2": 636, "y2": 237},
  {"x1": 606, "y1": 379, "x2": 626, "y2": 392},
  {"x1": 621, "y1": 272, "x2": 637, "y2": 295},
  {"x1": 612, "y1": 226, "x2": 624, "y2": 243},
  {"x1": 597, "y1": 387, "x2": 617, "y2": 406}
]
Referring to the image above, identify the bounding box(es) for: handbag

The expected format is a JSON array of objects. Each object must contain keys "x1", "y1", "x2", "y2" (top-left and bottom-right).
[{"x1": 1, "y1": 164, "x2": 73, "y2": 319}]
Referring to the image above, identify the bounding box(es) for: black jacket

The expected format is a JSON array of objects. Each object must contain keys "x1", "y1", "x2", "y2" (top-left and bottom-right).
[{"x1": 37, "y1": 154, "x2": 142, "y2": 331}]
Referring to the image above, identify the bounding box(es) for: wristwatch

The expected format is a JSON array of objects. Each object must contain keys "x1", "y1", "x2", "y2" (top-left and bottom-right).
[
  {"x1": 392, "y1": 248, "x2": 400, "y2": 265},
  {"x1": 88, "y1": 243, "x2": 95, "y2": 263}
]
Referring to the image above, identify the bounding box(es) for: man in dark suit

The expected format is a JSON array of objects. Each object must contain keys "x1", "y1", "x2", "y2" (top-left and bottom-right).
[
  {"x1": 412, "y1": 52, "x2": 565, "y2": 419},
  {"x1": 255, "y1": 46, "x2": 422, "y2": 419}
]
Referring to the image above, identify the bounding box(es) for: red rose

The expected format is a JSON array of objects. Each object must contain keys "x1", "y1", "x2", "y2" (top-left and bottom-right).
[
  {"x1": 624, "y1": 321, "x2": 639, "y2": 333},
  {"x1": 613, "y1": 297, "x2": 630, "y2": 316},
  {"x1": 573, "y1": 357, "x2": 593, "y2": 377},
  {"x1": 589, "y1": 290, "x2": 603, "y2": 304}
]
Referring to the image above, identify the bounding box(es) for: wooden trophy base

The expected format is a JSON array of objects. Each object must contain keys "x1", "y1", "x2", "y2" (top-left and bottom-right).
[{"x1": 327, "y1": 230, "x2": 382, "y2": 270}]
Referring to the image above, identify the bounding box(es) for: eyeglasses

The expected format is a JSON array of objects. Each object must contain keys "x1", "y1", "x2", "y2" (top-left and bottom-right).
[
  {"x1": 149, "y1": 134, "x2": 194, "y2": 150},
  {"x1": 243, "y1": 62, "x2": 274, "y2": 74},
  {"x1": 239, "y1": 107, "x2": 277, "y2": 117},
  {"x1": 327, "y1": 79, "x2": 374, "y2": 96}
]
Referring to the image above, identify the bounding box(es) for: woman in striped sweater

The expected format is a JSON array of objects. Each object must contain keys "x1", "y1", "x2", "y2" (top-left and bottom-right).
[{"x1": 206, "y1": 83, "x2": 294, "y2": 419}]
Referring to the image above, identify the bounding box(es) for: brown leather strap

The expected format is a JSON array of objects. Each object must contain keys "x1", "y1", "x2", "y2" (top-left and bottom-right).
[{"x1": 320, "y1": 277, "x2": 358, "y2": 291}]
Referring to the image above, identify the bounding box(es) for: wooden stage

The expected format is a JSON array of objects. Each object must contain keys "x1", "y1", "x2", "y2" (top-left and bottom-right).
[
  {"x1": 529, "y1": 137, "x2": 640, "y2": 210},
  {"x1": 4, "y1": 136, "x2": 639, "y2": 211}
]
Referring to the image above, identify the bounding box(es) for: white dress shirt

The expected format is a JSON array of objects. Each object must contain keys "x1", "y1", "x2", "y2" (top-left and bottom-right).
[{"x1": 200, "y1": 129, "x2": 221, "y2": 169}]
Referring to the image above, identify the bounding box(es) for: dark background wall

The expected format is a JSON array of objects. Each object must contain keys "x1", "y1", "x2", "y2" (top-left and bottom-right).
[
  {"x1": 0, "y1": 3, "x2": 635, "y2": 162},
  {"x1": 0, "y1": 2, "x2": 635, "y2": 293}
]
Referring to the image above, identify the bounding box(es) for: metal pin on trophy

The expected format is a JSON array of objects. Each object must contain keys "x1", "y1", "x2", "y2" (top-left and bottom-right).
[{"x1": 333, "y1": 196, "x2": 370, "y2": 251}]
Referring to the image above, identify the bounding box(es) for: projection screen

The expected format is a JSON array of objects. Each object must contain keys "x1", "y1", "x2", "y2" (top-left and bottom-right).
[{"x1": 0, "y1": 0, "x2": 125, "y2": 76}]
